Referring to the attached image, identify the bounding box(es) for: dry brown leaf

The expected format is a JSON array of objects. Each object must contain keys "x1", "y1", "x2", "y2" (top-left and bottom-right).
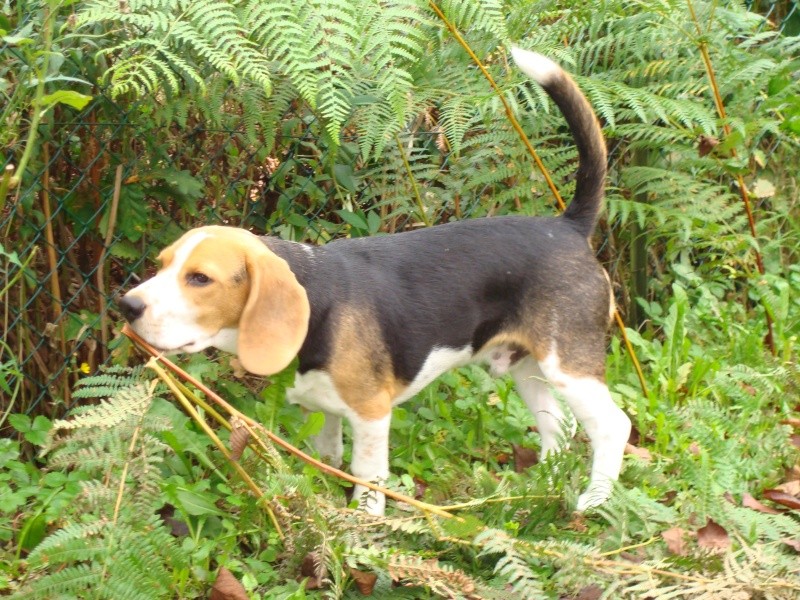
[
  {"x1": 627, "y1": 424, "x2": 641, "y2": 446},
  {"x1": 625, "y1": 443, "x2": 652, "y2": 462},
  {"x1": 620, "y1": 551, "x2": 645, "y2": 564},
  {"x1": 782, "y1": 539, "x2": 800, "y2": 552},
  {"x1": 739, "y1": 382, "x2": 757, "y2": 396},
  {"x1": 662, "y1": 527, "x2": 689, "y2": 556},
  {"x1": 512, "y1": 444, "x2": 538, "y2": 472},
  {"x1": 762, "y1": 489, "x2": 800, "y2": 510},
  {"x1": 350, "y1": 568, "x2": 378, "y2": 595},
  {"x1": 229, "y1": 416, "x2": 250, "y2": 461},
  {"x1": 697, "y1": 518, "x2": 731, "y2": 552},
  {"x1": 210, "y1": 567, "x2": 248, "y2": 600},
  {"x1": 776, "y1": 479, "x2": 800, "y2": 496},
  {"x1": 229, "y1": 357, "x2": 247, "y2": 378},
  {"x1": 660, "y1": 490, "x2": 677, "y2": 505},
  {"x1": 567, "y1": 513, "x2": 588, "y2": 532},
  {"x1": 697, "y1": 134, "x2": 719, "y2": 157},
  {"x1": 561, "y1": 584, "x2": 603, "y2": 600},
  {"x1": 790, "y1": 434, "x2": 800, "y2": 450},
  {"x1": 414, "y1": 477, "x2": 428, "y2": 500},
  {"x1": 743, "y1": 493, "x2": 782, "y2": 515},
  {"x1": 786, "y1": 465, "x2": 800, "y2": 481},
  {"x1": 780, "y1": 417, "x2": 800, "y2": 429},
  {"x1": 156, "y1": 504, "x2": 190, "y2": 537},
  {"x1": 299, "y1": 551, "x2": 327, "y2": 590},
  {"x1": 435, "y1": 130, "x2": 448, "y2": 154}
]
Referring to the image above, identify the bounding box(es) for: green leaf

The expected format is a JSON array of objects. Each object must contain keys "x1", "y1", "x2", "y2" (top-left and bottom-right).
[
  {"x1": 18, "y1": 514, "x2": 48, "y2": 553},
  {"x1": 335, "y1": 209, "x2": 368, "y2": 231},
  {"x1": 286, "y1": 213, "x2": 309, "y2": 229},
  {"x1": 164, "y1": 170, "x2": 204, "y2": 200},
  {"x1": 441, "y1": 514, "x2": 485, "y2": 539},
  {"x1": 784, "y1": 114, "x2": 800, "y2": 135},
  {"x1": 39, "y1": 90, "x2": 93, "y2": 111},
  {"x1": 0, "y1": 439, "x2": 20, "y2": 465},
  {"x1": 295, "y1": 412, "x2": 325, "y2": 445},
  {"x1": 367, "y1": 211, "x2": 382, "y2": 235},
  {"x1": 24, "y1": 416, "x2": 52, "y2": 446},
  {"x1": 0, "y1": 243, "x2": 23, "y2": 267},
  {"x1": 8, "y1": 414, "x2": 31, "y2": 434},
  {"x1": 171, "y1": 486, "x2": 226, "y2": 517},
  {"x1": 333, "y1": 164, "x2": 356, "y2": 193},
  {"x1": 2, "y1": 34, "x2": 34, "y2": 46}
]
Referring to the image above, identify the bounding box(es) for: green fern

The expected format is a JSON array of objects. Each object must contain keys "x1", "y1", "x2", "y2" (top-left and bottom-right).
[
  {"x1": 76, "y1": 0, "x2": 273, "y2": 98},
  {"x1": 476, "y1": 528, "x2": 547, "y2": 597},
  {"x1": 14, "y1": 369, "x2": 185, "y2": 600}
]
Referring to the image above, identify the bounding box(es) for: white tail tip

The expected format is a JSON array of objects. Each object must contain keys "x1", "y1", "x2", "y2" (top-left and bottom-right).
[{"x1": 510, "y1": 46, "x2": 562, "y2": 85}]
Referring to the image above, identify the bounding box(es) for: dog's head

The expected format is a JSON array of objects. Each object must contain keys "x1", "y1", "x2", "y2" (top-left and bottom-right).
[{"x1": 118, "y1": 226, "x2": 310, "y2": 375}]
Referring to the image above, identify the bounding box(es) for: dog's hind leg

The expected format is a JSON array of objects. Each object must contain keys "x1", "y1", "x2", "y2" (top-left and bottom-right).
[
  {"x1": 537, "y1": 349, "x2": 631, "y2": 512},
  {"x1": 511, "y1": 357, "x2": 576, "y2": 459}
]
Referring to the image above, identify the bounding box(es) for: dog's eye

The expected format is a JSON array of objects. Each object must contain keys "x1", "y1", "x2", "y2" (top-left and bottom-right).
[{"x1": 187, "y1": 272, "x2": 212, "y2": 286}]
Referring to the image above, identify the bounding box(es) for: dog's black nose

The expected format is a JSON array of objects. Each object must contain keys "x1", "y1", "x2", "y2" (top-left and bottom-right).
[{"x1": 118, "y1": 295, "x2": 146, "y2": 322}]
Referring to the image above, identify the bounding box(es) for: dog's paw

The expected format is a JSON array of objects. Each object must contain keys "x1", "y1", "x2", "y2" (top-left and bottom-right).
[
  {"x1": 576, "y1": 480, "x2": 613, "y2": 512},
  {"x1": 353, "y1": 484, "x2": 386, "y2": 516}
]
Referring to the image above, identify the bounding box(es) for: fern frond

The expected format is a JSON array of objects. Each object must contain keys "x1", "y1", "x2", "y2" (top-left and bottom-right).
[
  {"x1": 389, "y1": 553, "x2": 503, "y2": 599},
  {"x1": 475, "y1": 529, "x2": 546, "y2": 597},
  {"x1": 11, "y1": 564, "x2": 101, "y2": 599},
  {"x1": 438, "y1": 0, "x2": 510, "y2": 44},
  {"x1": 51, "y1": 383, "x2": 155, "y2": 432},
  {"x1": 77, "y1": 0, "x2": 273, "y2": 98},
  {"x1": 27, "y1": 519, "x2": 112, "y2": 566}
]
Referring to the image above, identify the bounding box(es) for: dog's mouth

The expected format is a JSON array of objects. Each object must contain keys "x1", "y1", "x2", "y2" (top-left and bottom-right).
[
  {"x1": 137, "y1": 339, "x2": 197, "y2": 355},
  {"x1": 178, "y1": 340, "x2": 205, "y2": 352},
  {"x1": 159, "y1": 340, "x2": 204, "y2": 354},
  {"x1": 127, "y1": 323, "x2": 234, "y2": 356}
]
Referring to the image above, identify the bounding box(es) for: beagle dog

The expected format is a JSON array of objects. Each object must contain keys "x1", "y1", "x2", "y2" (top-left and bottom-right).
[{"x1": 119, "y1": 48, "x2": 631, "y2": 515}]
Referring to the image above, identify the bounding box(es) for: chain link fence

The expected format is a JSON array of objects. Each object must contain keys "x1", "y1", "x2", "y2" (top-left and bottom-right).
[
  {"x1": 2, "y1": 1, "x2": 797, "y2": 419},
  {"x1": 0, "y1": 29, "x2": 458, "y2": 418}
]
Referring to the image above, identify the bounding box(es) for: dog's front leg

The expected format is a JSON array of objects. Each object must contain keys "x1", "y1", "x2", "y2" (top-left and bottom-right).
[
  {"x1": 311, "y1": 412, "x2": 343, "y2": 468},
  {"x1": 349, "y1": 412, "x2": 392, "y2": 516}
]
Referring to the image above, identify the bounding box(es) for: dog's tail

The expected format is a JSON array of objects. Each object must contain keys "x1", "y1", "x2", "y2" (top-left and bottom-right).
[{"x1": 511, "y1": 47, "x2": 606, "y2": 239}]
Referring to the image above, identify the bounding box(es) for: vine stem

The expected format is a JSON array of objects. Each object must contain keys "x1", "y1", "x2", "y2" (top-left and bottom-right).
[
  {"x1": 146, "y1": 359, "x2": 285, "y2": 541},
  {"x1": 9, "y1": 0, "x2": 58, "y2": 190},
  {"x1": 394, "y1": 133, "x2": 432, "y2": 226},
  {"x1": 427, "y1": 1, "x2": 565, "y2": 211},
  {"x1": 96, "y1": 165, "x2": 123, "y2": 362},
  {"x1": 428, "y1": 1, "x2": 650, "y2": 400},
  {"x1": 123, "y1": 325, "x2": 459, "y2": 520},
  {"x1": 686, "y1": 0, "x2": 776, "y2": 355}
]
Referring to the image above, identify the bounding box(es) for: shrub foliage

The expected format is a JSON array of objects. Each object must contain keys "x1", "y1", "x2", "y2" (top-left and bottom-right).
[{"x1": 2, "y1": 0, "x2": 799, "y2": 597}]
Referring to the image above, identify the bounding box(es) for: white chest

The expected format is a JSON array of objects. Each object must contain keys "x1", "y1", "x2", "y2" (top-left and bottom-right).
[
  {"x1": 286, "y1": 370, "x2": 352, "y2": 417},
  {"x1": 288, "y1": 346, "x2": 478, "y2": 416}
]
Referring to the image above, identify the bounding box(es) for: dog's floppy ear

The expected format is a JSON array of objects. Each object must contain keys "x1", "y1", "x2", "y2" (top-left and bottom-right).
[{"x1": 237, "y1": 250, "x2": 310, "y2": 376}]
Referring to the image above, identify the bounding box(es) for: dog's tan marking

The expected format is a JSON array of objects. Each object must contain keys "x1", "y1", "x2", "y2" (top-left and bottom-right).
[
  {"x1": 327, "y1": 308, "x2": 402, "y2": 420},
  {"x1": 157, "y1": 245, "x2": 176, "y2": 269},
  {"x1": 144, "y1": 226, "x2": 310, "y2": 375},
  {"x1": 179, "y1": 238, "x2": 250, "y2": 331}
]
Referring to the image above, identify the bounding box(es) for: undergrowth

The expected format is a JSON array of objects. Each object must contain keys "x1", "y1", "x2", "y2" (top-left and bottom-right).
[
  {"x1": 3, "y1": 284, "x2": 800, "y2": 598},
  {"x1": 2, "y1": 0, "x2": 800, "y2": 598}
]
